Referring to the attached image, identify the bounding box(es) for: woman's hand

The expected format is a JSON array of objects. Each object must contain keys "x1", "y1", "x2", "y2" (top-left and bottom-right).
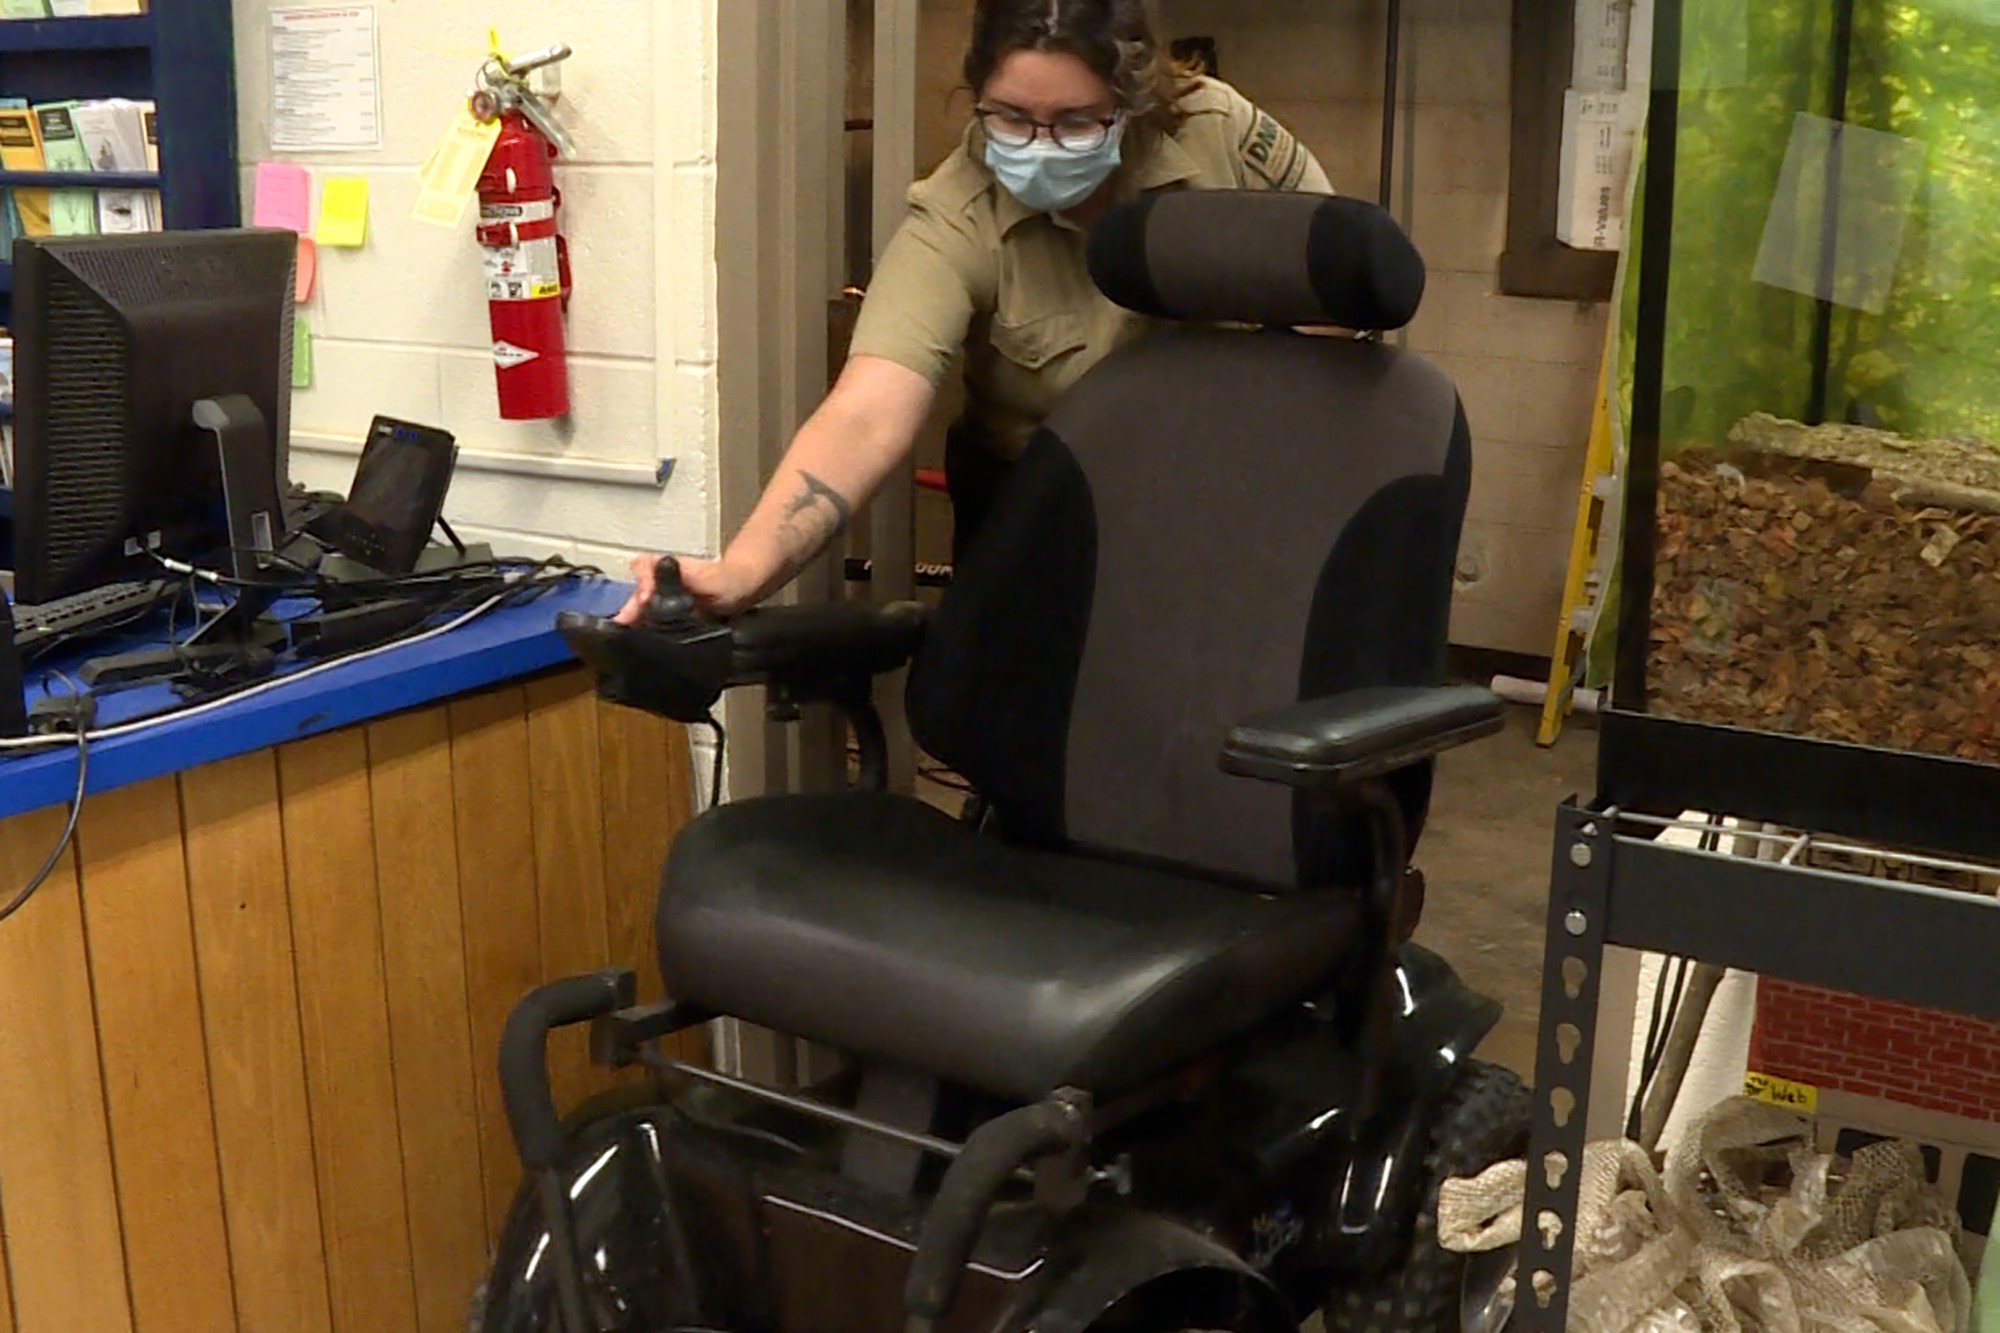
[{"x1": 612, "y1": 553, "x2": 765, "y2": 625}]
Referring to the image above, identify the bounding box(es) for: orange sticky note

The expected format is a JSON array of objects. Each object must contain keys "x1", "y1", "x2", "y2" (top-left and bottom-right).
[{"x1": 295, "y1": 235, "x2": 317, "y2": 303}]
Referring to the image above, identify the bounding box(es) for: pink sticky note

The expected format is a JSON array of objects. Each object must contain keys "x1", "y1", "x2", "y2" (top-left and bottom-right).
[
  {"x1": 295, "y1": 235, "x2": 317, "y2": 304},
  {"x1": 252, "y1": 162, "x2": 311, "y2": 233}
]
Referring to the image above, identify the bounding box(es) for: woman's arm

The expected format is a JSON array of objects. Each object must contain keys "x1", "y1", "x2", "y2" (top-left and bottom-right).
[{"x1": 615, "y1": 353, "x2": 937, "y2": 622}]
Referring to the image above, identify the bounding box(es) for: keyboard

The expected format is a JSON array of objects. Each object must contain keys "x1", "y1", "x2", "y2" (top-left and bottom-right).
[{"x1": 12, "y1": 580, "x2": 174, "y2": 656}]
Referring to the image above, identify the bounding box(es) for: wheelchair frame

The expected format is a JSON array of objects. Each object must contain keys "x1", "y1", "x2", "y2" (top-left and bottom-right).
[{"x1": 476, "y1": 648, "x2": 1511, "y2": 1333}]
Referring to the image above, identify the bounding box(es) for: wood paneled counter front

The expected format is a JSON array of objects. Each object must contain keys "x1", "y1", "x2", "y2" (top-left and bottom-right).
[{"x1": 0, "y1": 581, "x2": 703, "y2": 1333}]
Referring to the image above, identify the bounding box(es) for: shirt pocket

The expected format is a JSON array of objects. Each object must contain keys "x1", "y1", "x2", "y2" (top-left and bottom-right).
[{"x1": 990, "y1": 309, "x2": 1090, "y2": 371}]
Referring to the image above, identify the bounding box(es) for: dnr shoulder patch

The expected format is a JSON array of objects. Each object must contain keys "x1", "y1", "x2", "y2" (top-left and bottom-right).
[{"x1": 1240, "y1": 109, "x2": 1307, "y2": 190}]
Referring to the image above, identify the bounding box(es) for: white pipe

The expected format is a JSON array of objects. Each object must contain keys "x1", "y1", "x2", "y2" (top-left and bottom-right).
[{"x1": 1489, "y1": 674, "x2": 1603, "y2": 714}]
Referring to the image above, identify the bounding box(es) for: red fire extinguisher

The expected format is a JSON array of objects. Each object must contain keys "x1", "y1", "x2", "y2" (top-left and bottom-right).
[{"x1": 470, "y1": 45, "x2": 575, "y2": 421}]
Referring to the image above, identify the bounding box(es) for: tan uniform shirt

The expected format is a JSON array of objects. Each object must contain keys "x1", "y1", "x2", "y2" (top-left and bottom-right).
[{"x1": 848, "y1": 76, "x2": 1332, "y2": 459}]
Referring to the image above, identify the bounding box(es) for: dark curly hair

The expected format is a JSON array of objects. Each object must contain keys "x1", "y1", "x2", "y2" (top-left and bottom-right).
[{"x1": 962, "y1": 0, "x2": 1195, "y2": 152}]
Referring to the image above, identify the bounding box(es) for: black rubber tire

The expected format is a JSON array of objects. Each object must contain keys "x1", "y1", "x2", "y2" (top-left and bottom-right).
[
  {"x1": 464, "y1": 1076, "x2": 676, "y2": 1333},
  {"x1": 1322, "y1": 1059, "x2": 1532, "y2": 1333}
]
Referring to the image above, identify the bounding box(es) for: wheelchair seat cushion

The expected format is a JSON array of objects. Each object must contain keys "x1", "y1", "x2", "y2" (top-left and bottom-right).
[{"x1": 658, "y1": 792, "x2": 1360, "y2": 1101}]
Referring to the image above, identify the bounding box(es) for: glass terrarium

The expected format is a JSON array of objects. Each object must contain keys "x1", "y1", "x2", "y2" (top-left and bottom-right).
[{"x1": 1614, "y1": 0, "x2": 2000, "y2": 769}]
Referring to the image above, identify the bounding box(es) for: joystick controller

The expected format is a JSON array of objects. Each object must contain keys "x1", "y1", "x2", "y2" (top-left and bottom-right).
[{"x1": 642, "y1": 556, "x2": 700, "y2": 627}]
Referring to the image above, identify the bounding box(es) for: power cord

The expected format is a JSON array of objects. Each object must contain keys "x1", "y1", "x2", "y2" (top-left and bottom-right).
[
  {"x1": 0, "y1": 682, "x2": 94, "y2": 927},
  {"x1": 0, "y1": 562, "x2": 591, "y2": 755},
  {"x1": 700, "y1": 716, "x2": 726, "y2": 813},
  {"x1": 0, "y1": 561, "x2": 604, "y2": 923}
]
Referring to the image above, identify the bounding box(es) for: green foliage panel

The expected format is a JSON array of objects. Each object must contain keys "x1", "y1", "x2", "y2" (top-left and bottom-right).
[{"x1": 1639, "y1": 0, "x2": 2000, "y2": 455}]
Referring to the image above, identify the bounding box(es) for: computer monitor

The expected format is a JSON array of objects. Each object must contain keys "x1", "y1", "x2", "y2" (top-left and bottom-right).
[{"x1": 12, "y1": 228, "x2": 297, "y2": 606}]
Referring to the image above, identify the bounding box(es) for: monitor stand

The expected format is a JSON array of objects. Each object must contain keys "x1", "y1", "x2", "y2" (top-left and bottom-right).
[
  {"x1": 77, "y1": 587, "x2": 284, "y2": 690},
  {"x1": 317, "y1": 517, "x2": 495, "y2": 584},
  {"x1": 0, "y1": 596, "x2": 27, "y2": 739},
  {"x1": 78, "y1": 396, "x2": 295, "y2": 691}
]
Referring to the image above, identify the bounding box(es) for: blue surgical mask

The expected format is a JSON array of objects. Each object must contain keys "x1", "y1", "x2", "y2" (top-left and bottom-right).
[{"x1": 984, "y1": 122, "x2": 1125, "y2": 215}]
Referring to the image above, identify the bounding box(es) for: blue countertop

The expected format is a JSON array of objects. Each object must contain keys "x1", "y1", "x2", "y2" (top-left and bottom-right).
[{"x1": 0, "y1": 574, "x2": 629, "y2": 821}]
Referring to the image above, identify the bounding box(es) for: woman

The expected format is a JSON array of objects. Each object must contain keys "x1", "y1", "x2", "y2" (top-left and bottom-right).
[{"x1": 617, "y1": 0, "x2": 1331, "y2": 623}]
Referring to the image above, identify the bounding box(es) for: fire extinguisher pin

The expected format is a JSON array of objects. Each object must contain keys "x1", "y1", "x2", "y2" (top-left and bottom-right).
[{"x1": 474, "y1": 44, "x2": 576, "y2": 159}]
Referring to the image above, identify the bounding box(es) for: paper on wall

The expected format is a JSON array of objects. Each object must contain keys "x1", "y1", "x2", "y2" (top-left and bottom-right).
[
  {"x1": 252, "y1": 161, "x2": 312, "y2": 232},
  {"x1": 1557, "y1": 90, "x2": 1639, "y2": 251},
  {"x1": 1571, "y1": 0, "x2": 1632, "y2": 92},
  {"x1": 314, "y1": 176, "x2": 368, "y2": 247},
  {"x1": 410, "y1": 104, "x2": 500, "y2": 229},
  {"x1": 268, "y1": 5, "x2": 382, "y2": 153}
]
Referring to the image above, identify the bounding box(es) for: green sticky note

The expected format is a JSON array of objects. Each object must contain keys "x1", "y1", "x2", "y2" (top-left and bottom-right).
[{"x1": 292, "y1": 317, "x2": 313, "y2": 389}]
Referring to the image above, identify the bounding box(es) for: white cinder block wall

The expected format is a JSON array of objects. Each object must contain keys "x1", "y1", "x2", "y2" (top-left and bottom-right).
[
  {"x1": 231, "y1": 0, "x2": 720, "y2": 574},
  {"x1": 914, "y1": 0, "x2": 1607, "y2": 656}
]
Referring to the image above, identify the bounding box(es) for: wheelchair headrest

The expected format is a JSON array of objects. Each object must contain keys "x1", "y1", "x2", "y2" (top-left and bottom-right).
[{"x1": 1086, "y1": 191, "x2": 1425, "y2": 332}]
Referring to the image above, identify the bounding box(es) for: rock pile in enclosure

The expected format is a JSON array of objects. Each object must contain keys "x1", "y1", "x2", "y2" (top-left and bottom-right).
[{"x1": 1649, "y1": 413, "x2": 2000, "y2": 764}]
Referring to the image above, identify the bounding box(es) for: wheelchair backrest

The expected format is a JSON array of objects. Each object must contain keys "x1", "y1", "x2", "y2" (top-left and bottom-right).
[{"x1": 907, "y1": 191, "x2": 1470, "y2": 890}]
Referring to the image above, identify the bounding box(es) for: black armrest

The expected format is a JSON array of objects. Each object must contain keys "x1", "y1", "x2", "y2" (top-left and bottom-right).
[
  {"x1": 1219, "y1": 685, "x2": 1505, "y2": 789},
  {"x1": 728, "y1": 600, "x2": 928, "y2": 692}
]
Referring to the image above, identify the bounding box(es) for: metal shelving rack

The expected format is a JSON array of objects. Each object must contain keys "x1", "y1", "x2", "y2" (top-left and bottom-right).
[{"x1": 1516, "y1": 713, "x2": 2000, "y2": 1331}]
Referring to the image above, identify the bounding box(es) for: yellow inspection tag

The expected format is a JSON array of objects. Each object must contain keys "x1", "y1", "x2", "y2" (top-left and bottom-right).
[
  {"x1": 411, "y1": 103, "x2": 502, "y2": 229},
  {"x1": 1743, "y1": 1071, "x2": 1818, "y2": 1115}
]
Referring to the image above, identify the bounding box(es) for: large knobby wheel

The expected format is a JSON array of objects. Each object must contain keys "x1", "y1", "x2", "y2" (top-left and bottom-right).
[
  {"x1": 1323, "y1": 1060, "x2": 1532, "y2": 1333},
  {"x1": 464, "y1": 1079, "x2": 675, "y2": 1333}
]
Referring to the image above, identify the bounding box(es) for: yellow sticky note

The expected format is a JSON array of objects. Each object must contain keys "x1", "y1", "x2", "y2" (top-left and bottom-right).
[
  {"x1": 314, "y1": 177, "x2": 369, "y2": 248},
  {"x1": 1743, "y1": 1071, "x2": 1817, "y2": 1115},
  {"x1": 292, "y1": 316, "x2": 313, "y2": 389},
  {"x1": 411, "y1": 104, "x2": 501, "y2": 229}
]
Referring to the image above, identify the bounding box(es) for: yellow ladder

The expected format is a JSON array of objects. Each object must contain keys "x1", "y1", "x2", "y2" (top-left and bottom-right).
[{"x1": 1536, "y1": 333, "x2": 1619, "y2": 747}]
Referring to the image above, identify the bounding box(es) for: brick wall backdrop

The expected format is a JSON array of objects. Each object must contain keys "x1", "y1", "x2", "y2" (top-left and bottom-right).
[{"x1": 1752, "y1": 979, "x2": 2000, "y2": 1122}]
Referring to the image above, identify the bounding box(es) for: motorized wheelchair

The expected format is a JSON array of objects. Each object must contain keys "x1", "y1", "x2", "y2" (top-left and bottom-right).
[{"x1": 477, "y1": 189, "x2": 1530, "y2": 1333}]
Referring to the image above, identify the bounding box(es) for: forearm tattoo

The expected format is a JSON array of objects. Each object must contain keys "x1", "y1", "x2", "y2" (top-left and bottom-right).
[{"x1": 779, "y1": 470, "x2": 853, "y2": 558}]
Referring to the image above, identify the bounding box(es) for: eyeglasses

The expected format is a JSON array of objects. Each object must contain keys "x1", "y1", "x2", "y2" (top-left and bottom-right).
[{"x1": 975, "y1": 106, "x2": 1122, "y2": 152}]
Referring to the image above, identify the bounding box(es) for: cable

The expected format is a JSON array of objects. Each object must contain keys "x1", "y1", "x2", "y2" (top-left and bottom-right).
[
  {"x1": 157, "y1": 547, "x2": 599, "y2": 607},
  {"x1": 0, "y1": 563, "x2": 592, "y2": 918},
  {"x1": 1627, "y1": 956, "x2": 1680, "y2": 1141},
  {"x1": 1624, "y1": 814, "x2": 1726, "y2": 1140},
  {"x1": 0, "y1": 676, "x2": 91, "y2": 927},
  {"x1": 701, "y1": 716, "x2": 726, "y2": 812},
  {"x1": 0, "y1": 564, "x2": 590, "y2": 755}
]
